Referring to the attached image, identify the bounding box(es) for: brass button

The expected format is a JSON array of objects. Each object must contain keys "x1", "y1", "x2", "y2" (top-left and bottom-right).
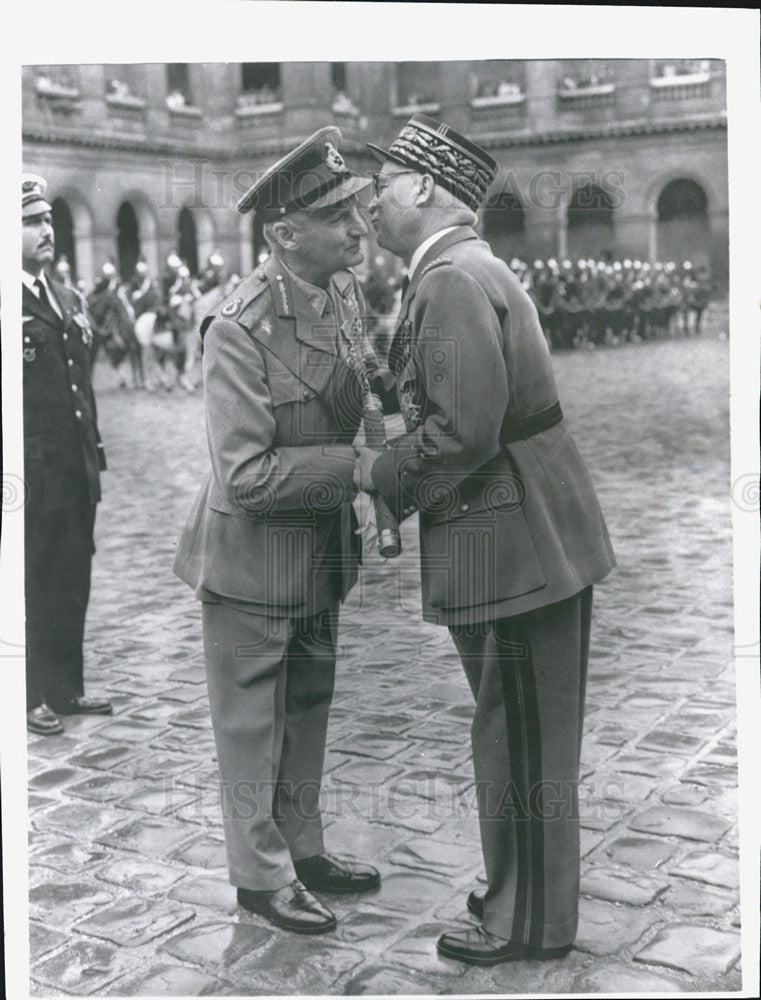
[
  {"x1": 68, "y1": 358, "x2": 74, "y2": 367},
  {"x1": 71, "y1": 384, "x2": 78, "y2": 392},
  {"x1": 75, "y1": 409, "x2": 82, "y2": 419},
  {"x1": 62, "y1": 333, "x2": 68, "y2": 341},
  {"x1": 460, "y1": 503, "x2": 469, "y2": 512}
]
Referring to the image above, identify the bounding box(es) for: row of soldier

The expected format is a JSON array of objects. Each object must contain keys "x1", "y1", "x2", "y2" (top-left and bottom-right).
[
  {"x1": 515, "y1": 257, "x2": 713, "y2": 350},
  {"x1": 52, "y1": 250, "x2": 713, "y2": 388},
  {"x1": 53, "y1": 251, "x2": 238, "y2": 391}
]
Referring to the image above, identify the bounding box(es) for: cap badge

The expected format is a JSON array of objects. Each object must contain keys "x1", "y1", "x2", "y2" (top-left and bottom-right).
[{"x1": 324, "y1": 142, "x2": 346, "y2": 175}]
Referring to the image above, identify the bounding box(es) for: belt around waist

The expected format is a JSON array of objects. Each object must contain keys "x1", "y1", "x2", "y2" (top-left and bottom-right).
[{"x1": 500, "y1": 401, "x2": 563, "y2": 445}]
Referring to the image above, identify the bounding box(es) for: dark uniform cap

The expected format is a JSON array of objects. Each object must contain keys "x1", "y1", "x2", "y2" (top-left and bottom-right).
[
  {"x1": 367, "y1": 114, "x2": 498, "y2": 213},
  {"x1": 237, "y1": 126, "x2": 371, "y2": 218},
  {"x1": 22, "y1": 173, "x2": 52, "y2": 218}
]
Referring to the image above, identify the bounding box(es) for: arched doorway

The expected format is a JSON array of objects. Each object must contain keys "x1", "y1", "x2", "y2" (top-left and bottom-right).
[
  {"x1": 178, "y1": 206, "x2": 199, "y2": 275},
  {"x1": 482, "y1": 189, "x2": 526, "y2": 262},
  {"x1": 656, "y1": 178, "x2": 709, "y2": 267},
  {"x1": 567, "y1": 184, "x2": 615, "y2": 260},
  {"x1": 116, "y1": 201, "x2": 140, "y2": 279},
  {"x1": 51, "y1": 197, "x2": 77, "y2": 279}
]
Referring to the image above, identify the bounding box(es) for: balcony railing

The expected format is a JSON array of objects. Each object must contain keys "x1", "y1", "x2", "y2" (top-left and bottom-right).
[
  {"x1": 392, "y1": 101, "x2": 441, "y2": 117},
  {"x1": 235, "y1": 101, "x2": 284, "y2": 118},
  {"x1": 650, "y1": 72, "x2": 712, "y2": 100},
  {"x1": 558, "y1": 82, "x2": 616, "y2": 109},
  {"x1": 471, "y1": 91, "x2": 525, "y2": 109},
  {"x1": 35, "y1": 77, "x2": 81, "y2": 115}
]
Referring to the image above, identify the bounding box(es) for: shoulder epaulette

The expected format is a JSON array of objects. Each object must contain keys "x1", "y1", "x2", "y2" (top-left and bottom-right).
[
  {"x1": 213, "y1": 270, "x2": 269, "y2": 323},
  {"x1": 201, "y1": 269, "x2": 271, "y2": 341}
]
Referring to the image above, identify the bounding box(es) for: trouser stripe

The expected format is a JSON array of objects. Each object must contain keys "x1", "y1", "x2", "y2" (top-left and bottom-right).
[{"x1": 497, "y1": 618, "x2": 546, "y2": 947}]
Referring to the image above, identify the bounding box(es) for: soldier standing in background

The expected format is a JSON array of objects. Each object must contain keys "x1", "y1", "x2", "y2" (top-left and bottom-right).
[{"x1": 22, "y1": 173, "x2": 112, "y2": 735}]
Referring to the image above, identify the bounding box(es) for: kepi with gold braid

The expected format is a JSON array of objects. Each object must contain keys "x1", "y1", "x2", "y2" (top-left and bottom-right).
[{"x1": 367, "y1": 114, "x2": 498, "y2": 212}]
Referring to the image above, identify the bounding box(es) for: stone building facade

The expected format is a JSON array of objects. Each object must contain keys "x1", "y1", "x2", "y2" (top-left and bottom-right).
[{"x1": 22, "y1": 59, "x2": 728, "y2": 287}]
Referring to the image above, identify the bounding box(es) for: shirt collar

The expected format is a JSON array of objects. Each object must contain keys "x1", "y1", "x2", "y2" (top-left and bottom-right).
[
  {"x1": 22, "y1": 269, "x2": 44, "y2": 292},
  {"x1": 23, "y1": 269, "x2": 63, "y2": 317},
  {"x1": 408, "y1": 226, "x2": 460, "y2": 282}
]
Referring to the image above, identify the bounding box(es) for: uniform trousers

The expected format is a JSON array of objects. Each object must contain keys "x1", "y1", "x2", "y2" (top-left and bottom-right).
[
  {"x1": 202, "y1": 601, "x2": 338, "y2": 891},
  {"x1": 25, "y1": 501, "x2": 96, "y2": 713},
  {"x1": 449, "y1": 585, "x2": 592, "y2": 949}
]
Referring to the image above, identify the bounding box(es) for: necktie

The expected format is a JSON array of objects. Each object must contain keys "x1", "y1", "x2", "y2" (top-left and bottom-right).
[
  {"x1": 400, "y1": 275, "x2": 410, "y2": 298},
  {"x1": 34, "y1": 278, "x2": 59, "y2": 316}
]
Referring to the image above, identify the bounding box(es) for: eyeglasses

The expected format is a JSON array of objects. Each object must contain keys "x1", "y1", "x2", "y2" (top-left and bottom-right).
[{"x1": 372, "y1": 170, "x2": 418, "y2": 198}]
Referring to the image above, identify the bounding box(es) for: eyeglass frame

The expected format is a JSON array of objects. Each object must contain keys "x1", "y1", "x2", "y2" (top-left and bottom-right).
[{"x1": 371, "y1": 169, "x2": 420, "y2": 198}]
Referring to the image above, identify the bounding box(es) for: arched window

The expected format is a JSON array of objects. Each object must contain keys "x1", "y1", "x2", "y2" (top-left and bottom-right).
[
  {"x1": 481, "y1": 189, "x2": 527, "y2": 263},
  {"x1": 657, "y1": 178, "x2": 708, "y2": 220},
  {"x1": 51, "y1": 197, "x2": 77, "y2": 279},
  {"x1": 656, "y1": 178, "x2": 709, "y2": 266},
  {"x1": 482, "y1": 190, "x2": 526, "y2": 237},
  {"x1": 567, "y1": 184, "x2": 615, "y2": 259},
  {"x1": 241, "y1": 63, "x2": 281, "y2": 102},
  {"x1": 394, "y1": 62, "x2": 440, "y2": 110},
  {"x1": 178, "y1": 206, "x2": 199, "y2": 275},
  {"x1": 116, "y1": 201, "x2": 140, "y2": 279},
  {"x1": 166, "y1": 64, "x2": 192, "y2": 106}
]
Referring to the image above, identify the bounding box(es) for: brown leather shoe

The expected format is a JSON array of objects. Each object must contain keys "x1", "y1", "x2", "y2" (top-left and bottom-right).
[
  {"x1": 293, "y1": 852, "x2": 380, "y2": 894},
  {"x1": 437, "y1": 926, "x2": 572, "y2": 966},
  {"x1": 237, "y1": 879, "x2": 337, "y2": 934},
  {"x1": 55, "y1": 695, "x2": 113, "y2": 716},
  {"x1": 27, "y1": 704, "x2": 64, "y2": 736}
]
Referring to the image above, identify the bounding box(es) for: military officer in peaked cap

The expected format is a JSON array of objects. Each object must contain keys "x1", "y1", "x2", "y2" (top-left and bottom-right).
[
  {"x1": 22, "y1": 173, "x2": 112, "y2": 736},
  {"x1": 354, "y1": 116, "x2": 616, "y2": 965},
  {"x1": 173, "y1": 128, "x2": 382, "y2": 934}
]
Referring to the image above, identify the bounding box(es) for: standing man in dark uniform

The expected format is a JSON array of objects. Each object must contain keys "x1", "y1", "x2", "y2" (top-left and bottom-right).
[
  {"x1": 356, "y1": 117, "x2": 616, "y2": 966},
  {"x1": 173, "y1": 129, "x2": 381, "y2": 935},
  {"x1": 22, "y1": 174, "x2": 112, "y2": 735}
]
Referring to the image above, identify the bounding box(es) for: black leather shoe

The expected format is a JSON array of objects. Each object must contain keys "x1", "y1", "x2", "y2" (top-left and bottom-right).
[
  {"x1": 467, "y1": 888, "x2": 485, "y2": 920},
  {"x1": 55, "y1": 695, "x2": 113, "y2": 716},
  {"x1": 237, "y1": 879, "x2": 337, "y2": 934},
  {"x1": 27, "y1": 704, "x2": 64, "y2": 736},
  {"x1": 437, "y1": 926, "x2": 572, "y2": 966},
  {"x1": 293, "y1": 852, "x2": 380, "y2": 894}
]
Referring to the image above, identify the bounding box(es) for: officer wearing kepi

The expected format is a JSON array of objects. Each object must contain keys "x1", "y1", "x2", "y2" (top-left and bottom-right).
[
  {"x1": 22, "y1": 173, "x2": 112, "y2": 735},
  {"x1": 357, "y1": 116, "x2": 616, "y2": 966},
  {"x1": 173, "y1": 128, "x2": 382, "y2": 935}
]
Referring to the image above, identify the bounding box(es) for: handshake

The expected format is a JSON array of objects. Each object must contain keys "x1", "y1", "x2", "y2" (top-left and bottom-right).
[{"x1": 352, "y1": 445, "x2": 380, "y2": 495}]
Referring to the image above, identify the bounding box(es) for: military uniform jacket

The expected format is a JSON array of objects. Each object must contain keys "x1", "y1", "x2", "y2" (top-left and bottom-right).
[
  {"x1": 371, "y1": 227, "x2": 616, "y2": 625},
  {"x1": 173, "y1": 253, "x2": 366, "y2": 613},
  {"x1": 23, "y1": 278, "x2": 105, "y2": 511}
]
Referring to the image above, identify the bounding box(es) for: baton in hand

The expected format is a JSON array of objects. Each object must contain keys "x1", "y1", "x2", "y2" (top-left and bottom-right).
[{"x1": 361, "y1": 391, "x2": 402, "y2": 559}]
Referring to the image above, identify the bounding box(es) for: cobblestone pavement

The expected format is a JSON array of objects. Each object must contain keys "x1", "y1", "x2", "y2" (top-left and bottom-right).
[{"x1": 25, "y1": 304, "x2": 745, "y2": 996}]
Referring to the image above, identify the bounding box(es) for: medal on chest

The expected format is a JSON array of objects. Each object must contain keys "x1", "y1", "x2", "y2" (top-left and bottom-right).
[{"x1": 400, "y1": 386, "x2": 421, "y2": 432}]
